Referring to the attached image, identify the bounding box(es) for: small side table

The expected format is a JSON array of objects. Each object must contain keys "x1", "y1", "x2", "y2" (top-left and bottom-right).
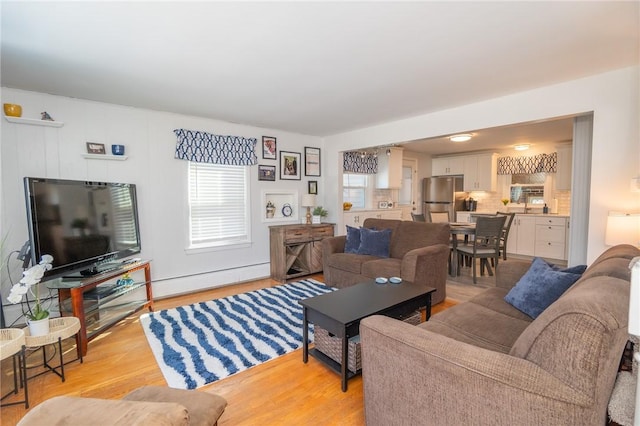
[
  {"x1": 0, "y1": 328, "x2": 28, "y2": 408},
  {"x1": 23, "y1": 317, "x2": 83, "y2": 382}
]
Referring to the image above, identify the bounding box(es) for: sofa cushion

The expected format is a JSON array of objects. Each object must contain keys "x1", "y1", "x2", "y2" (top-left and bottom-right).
[
  {"x1": 326, "y1": 252, "x2": 381, "y2": 274},
  {"x1": 421, "y1": 299, "x2": 532, "y2": 353},
  {"x1": 345, "y1": 225, "x2": 361, "y2": 254},
  {"x1": 504, "y1": 257, "x2": 584, "y2": 319},
  {"x1": 124, "y1": 386, "x2": 227, "y2": 426},
  {"x1": 361, "y1": 257, "x2": 402, "y2": 278},
  {"x1": 389, "y1": 221, "x2": 450, "y2": 259},
  {"x1": 468, "y1": 287, "x2": 534, "y2": 322},
  {"x1": 358, "y1": 227, "x2": 392, "y2": 257}
]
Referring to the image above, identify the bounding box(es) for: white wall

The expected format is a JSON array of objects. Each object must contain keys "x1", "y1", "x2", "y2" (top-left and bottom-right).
[
  {"x1": 0, "y1": 88, "x2": 323, "y2": 313},
  {"x1": 325, "y1": 66, "x2": 640, "y2": 263}
]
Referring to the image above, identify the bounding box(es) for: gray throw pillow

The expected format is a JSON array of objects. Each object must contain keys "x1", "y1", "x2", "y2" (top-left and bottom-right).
[{"x1": 504, "y1": 257, "x2": 585, "y2": 318}]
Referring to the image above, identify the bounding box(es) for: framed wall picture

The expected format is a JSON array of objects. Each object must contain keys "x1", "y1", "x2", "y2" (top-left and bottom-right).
[
  {"x1": 304, "y1": 146, "x2": 321, "y2": 176},
  {"x1": 308, "y1": 180, "x2": 318, "y2": 194},
  {"x1": 262, "y1": 136, "x2": 277, "y2": 160},
  {"x1": 280, "y1": 151, "x2": 301, "y2": 180},
  {"x1": 86, "y1": 142, "x2": 106, "y2": 154},
  {"x1": 258, "y1": 164, "x2": 276, "y2": 181}
]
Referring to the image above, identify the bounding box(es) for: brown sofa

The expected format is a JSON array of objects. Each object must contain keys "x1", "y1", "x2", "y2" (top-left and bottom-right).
[
  {"x1": 360, "y1": 244, "x2": 640, "y2": 425},
  {"x1": 322, "y1": 218, "x2": 450, "y2": 305}
]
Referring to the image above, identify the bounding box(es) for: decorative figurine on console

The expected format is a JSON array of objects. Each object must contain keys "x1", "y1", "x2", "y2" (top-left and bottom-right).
[{"x1": 41, "y1": 111, "x2": 54, "y2": 121}]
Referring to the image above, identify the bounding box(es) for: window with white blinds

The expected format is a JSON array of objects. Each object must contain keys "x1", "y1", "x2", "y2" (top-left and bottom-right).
[
  {"x1": 343, "y1": 173, "x2": 367, "y2": 209},
  {"x1": 188, "y1": 162, "x2": 250, "y2": 247}
]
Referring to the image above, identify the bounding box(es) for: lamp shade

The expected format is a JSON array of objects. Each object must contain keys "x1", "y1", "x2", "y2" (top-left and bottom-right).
[
  {"x1": 605, "y1": 212, "x2": 640, "y2": 246},
  {"x1": 629, "y1": 257, "x2": 640, "y2": 336},
  {"x1": 301, "y1": 194, "x2": 316, "y2": 208}
]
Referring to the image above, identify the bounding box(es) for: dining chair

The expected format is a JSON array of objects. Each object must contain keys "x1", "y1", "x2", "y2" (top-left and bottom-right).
[
  {"x1": 411, "y1": 213, "x2": 426, "y2": 222},
  {"x1": 496, "y1": 211, "x2": 516, "y2": 260},
  {"x1": 456, "y1": 215, "x2": 506, "y2": 284},
  {"x1": 429, "y1": 211, "x2": 449, "y2": 223}
]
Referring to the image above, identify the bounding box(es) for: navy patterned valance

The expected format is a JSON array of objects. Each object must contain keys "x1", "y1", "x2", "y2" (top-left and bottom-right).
[
  {"x1": 343, "y1": 152, "x2": 378, "y2": 174},
  {"x1": 174, "y1": 129, "x2": 257, "y2": 166},
  {"x1": 498, "y1": 152, "x2": 557, "y2": 175}
]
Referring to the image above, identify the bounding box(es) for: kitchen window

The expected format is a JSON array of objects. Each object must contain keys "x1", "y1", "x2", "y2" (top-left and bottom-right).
[{"x1": 343, "y1": 173, "x2": 367, "y2": 209}]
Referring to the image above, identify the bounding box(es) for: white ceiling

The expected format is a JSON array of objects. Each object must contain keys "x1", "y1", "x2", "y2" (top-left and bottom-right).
[{"x1": 1, "y1": 1, "x2": 638, "y2": 141}]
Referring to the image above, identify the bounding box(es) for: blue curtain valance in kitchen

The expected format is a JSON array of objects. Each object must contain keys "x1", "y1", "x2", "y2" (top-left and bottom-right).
[
  {"x1": 174, "y1": 128, "x2": 257, "y2": 166},
  {"x1": 343, "y1": 152, "x2": 378, "y2": 174},
  {"x1": 498, "y1": 152, "x2": 557, "y2": 175}
]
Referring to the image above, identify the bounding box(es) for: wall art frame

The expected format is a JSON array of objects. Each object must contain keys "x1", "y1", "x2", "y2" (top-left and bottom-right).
[
  {"x1": 258, "y1": 164, "x2": 276, "y2": 181},
  {"x1": 262, "y1": 136, "x2": 277, "y2": 160},
  {"x1": 86, "y1": 142, "x2": 106, "y2": 154},
  {"x1": 280, "y1": 151, "x2": 301, "y2": 180},
  {"x1": 304, "y1": 146, "x2": 321, "y2": 176},
  {"x1": 308, "y1": 180, "x2": 318, "y2": 194}
]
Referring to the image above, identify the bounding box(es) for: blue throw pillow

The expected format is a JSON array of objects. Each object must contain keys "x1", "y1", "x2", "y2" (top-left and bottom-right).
[
  {"x1": 504, "y1": 257, "x2": 585, "y2": 319},
  {"x1": 357, "y1": 227, "x2": 392, "y2": 258},
  {"x1": 345, "y1": 225, "x2": 361, "y2": 254}
]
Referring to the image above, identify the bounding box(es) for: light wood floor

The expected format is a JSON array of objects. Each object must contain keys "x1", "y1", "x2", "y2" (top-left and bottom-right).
[{"x1": 1, "y1": 273, "x2": 464, "y2": 426}]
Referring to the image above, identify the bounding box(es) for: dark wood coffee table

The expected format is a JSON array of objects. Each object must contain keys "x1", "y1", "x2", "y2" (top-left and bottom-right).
[{"x1": 299, "y1": 280, "x2": 435, "y2": 391}]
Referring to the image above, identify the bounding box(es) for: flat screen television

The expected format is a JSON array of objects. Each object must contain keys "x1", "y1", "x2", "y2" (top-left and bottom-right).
[{"x1": 24, "y1": 177, "x2": 142, "y2": 281}]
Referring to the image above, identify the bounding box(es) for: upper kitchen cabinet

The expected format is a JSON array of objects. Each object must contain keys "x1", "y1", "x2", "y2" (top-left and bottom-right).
[
  {"x1": 463, "y1": 153, "x2": 498, "y2": 192},
  {"x1": 432, "y1": 156, "x2": 464, "y2": 176},
  {"x1": 555, "y1": 143, "x2": 572, "y2": 191},
  {"x1": 376, "y1": 147, "x2": 403, "y2": 189}
]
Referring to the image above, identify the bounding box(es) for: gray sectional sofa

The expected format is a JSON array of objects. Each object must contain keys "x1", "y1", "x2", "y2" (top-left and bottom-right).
[
  {"x1": 360, "y1": 244, "x2": 640, "y2": 425},
  {"x1": 322, "y1": 218, "x2": 451, "y2": 305}
]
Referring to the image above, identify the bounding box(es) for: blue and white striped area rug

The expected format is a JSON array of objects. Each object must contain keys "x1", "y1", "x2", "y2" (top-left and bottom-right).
[{"x1": 140, "y1": 278, "x2": 334, "y2": 389}]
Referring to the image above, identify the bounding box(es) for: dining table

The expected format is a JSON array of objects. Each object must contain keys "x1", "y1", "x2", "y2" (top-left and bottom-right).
[{"x1": 448, "y1": 222, "x2": 476, "y2": 277}]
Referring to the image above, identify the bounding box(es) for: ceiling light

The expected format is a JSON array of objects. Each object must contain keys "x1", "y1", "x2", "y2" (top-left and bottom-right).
[
  {"x1": 449, "y1": 134, "x2": 472, "y2": 143},
  {"x1": 514, "y1": 144, "x2": 530, "y2": 151}
]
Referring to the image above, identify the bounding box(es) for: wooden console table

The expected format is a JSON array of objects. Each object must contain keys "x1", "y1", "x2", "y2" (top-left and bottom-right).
[
  {"x1": 269, "y1": 223, "x2": 334, "y2": 282},
  {"x1": 47, "y1": 260, "x2": 153, "y2": 356}
]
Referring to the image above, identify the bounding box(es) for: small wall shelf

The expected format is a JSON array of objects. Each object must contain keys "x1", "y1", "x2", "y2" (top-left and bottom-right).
[
  {"x1": 82, "y1": 154, "x2": 128, "y2": 161},
  {"x1": 4, "y1": 115, "x2": 64, "y2": 127},
  {"x1": 262, "y1": 190, "x2": 299, "y2": 223}
]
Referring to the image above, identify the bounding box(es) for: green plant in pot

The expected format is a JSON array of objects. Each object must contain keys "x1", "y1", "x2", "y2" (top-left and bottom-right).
[
  {"x1": 312, "y1": 206, "x2": 328, "y2": 224},
  {"x1": 7, "y1": 255, "x2": 54, "y2": 335}
]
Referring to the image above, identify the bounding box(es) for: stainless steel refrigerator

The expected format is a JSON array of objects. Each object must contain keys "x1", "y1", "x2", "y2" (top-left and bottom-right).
[{"x1": 423, "y1": 176, "x2": 465, "y2": 221}]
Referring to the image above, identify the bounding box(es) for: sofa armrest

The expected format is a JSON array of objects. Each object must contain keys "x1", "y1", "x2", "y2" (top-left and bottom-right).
[
  {"x1": 401, "y1": 244, "x2": 450, "y2": 304},
  {"x1": 322, "y1": 235, "x2": 346, "y2": 257},
  {"x1": 360, "y1": 315, "x2": 593, "y2": 426},
  {"x1": 496, "y1": 259, "x2": 532, "y2": 290}
]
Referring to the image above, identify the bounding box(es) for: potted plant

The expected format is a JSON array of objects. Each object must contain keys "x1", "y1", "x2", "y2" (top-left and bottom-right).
[
  {"x1": 7, "y1": 254, "x2": 54, "y2": 336},
  {"x1": 312, "y1": 206, "x2": 328, "y2": 224}
]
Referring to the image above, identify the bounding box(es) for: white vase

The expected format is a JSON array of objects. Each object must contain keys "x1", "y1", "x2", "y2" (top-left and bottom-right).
[{"x1": 28, "y1": 317, "x2": 50, "y2": 336}]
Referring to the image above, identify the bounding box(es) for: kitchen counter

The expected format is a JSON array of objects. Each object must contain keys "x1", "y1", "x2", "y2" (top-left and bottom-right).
[{"x1": 343, "y1": 208, "x2": 402, "y2": 213}]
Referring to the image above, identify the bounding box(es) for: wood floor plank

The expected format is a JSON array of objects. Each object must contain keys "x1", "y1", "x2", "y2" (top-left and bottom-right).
[{"x1": 1, "y1": 274, "x2": 458, "y2": 426}]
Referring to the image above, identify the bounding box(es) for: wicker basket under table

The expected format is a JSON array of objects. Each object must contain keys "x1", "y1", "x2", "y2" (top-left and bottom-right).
[{"x1": 313, "y1": 310, "x2": 421, "y2": 373}]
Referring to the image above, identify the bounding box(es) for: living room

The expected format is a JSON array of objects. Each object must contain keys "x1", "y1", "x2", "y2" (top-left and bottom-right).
[{"x1": 1, "y1": 2, "x2": 639, "y2": 425}]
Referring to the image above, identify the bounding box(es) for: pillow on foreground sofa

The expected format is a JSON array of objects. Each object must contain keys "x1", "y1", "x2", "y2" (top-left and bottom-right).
[
  {"x1": 360, "y1": 244, "x2": 640, "y2": 426},
  {"x1": 322, "y1": 218, "x2": 451, "y2": 305}
]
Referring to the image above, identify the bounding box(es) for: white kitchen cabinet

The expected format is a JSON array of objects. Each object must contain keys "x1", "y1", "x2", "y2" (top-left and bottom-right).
[
  {"x1": 555, "y1": 143, "x2": 572, "y2": 191},
  {"x1": 508, "y1": 215, "x2": 537, "y2": 257},
  {"x1": 463, "y1": 153, "x2": 498, "y2": 192},
  {"x1": 376, "y1": 147, "x2": 403, "y2": 189},
  {"x1": 343, "y1": 209, "x2": 402, "y2": 232},
  {"x1": 534, "y1": 216, "x2": 568, "y2": 260},
  {"x1": 507, "y1": 215, "x2": 569, "y2": 260},
  {"x1": 432, "y1": 156, "x2": 464, "y2": 176}
]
